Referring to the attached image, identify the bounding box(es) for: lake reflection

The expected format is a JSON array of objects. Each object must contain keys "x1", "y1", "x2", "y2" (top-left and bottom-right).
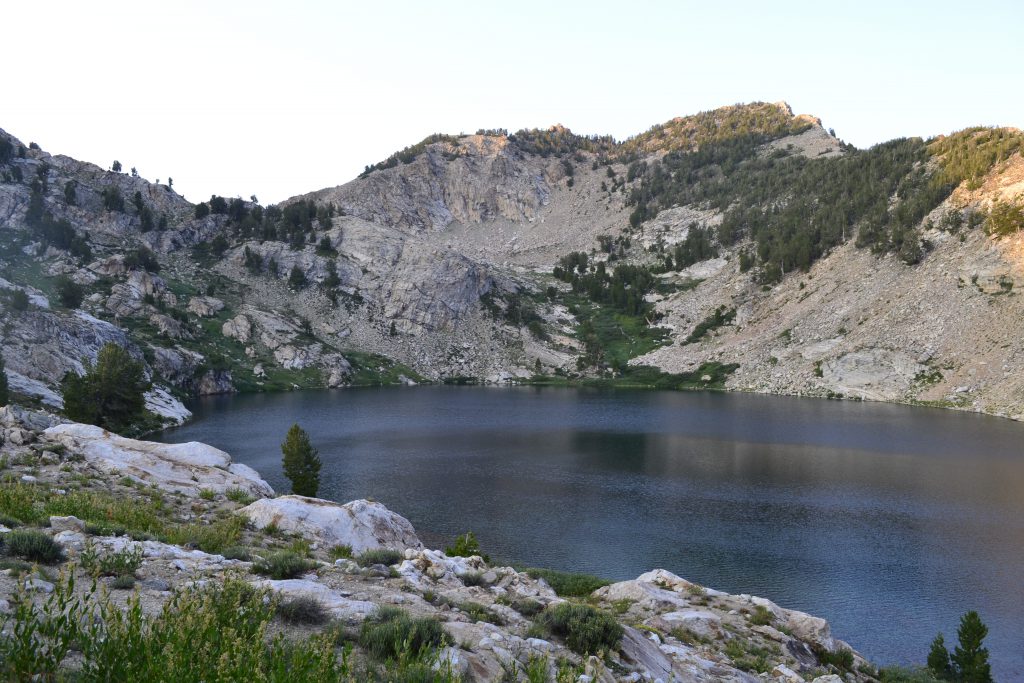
[{"x1": 161, "y1": 386, "x2": 1024, "y2": 678}]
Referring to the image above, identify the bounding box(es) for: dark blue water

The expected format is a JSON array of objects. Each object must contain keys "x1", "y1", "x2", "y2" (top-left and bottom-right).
[{"x1": 161, "y1": 386, "x2": 1024, "y2": 678}]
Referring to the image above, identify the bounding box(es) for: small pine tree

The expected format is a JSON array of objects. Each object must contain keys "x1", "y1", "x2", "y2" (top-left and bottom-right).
[
  {"x1": 0, "y1": 354, "x2": 9, "y2": 406},
  {"x1": 281, "y1": 423, "x2": 321, "y2": 497},
  {"x1": 288, "y1": 265, "x2": 307, "y2": 289},
  {"x1": 927, "y1": 633, "x2": 952, "y2": 680},
  {"x1": 55, "y1": 276, "x2": 84, "y2": 309},
  {"x1": 10, "y1": 289, "x2": 29, "y2": 311},
  {"x1": 952, "y1": 611, "x2": 993, "y2": 683}
]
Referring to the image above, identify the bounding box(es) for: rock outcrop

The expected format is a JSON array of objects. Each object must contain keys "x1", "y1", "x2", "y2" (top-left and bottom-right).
[
  {"x1": 238, "y1": 496, "x2": 423, "y2": 552},
  {"x1": 42, "y1": 423, "x2": 273, "y2": 498}
]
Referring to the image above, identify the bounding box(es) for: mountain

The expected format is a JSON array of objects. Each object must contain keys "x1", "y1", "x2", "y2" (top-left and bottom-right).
[{"x1": 2, "y1": 101, "x2": 1023, "y2": 426}]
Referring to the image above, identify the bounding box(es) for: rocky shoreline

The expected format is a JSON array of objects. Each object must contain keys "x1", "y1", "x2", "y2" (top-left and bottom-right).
[{"x1": 0, "y1": 404, "x2": 881, "y2": 681}]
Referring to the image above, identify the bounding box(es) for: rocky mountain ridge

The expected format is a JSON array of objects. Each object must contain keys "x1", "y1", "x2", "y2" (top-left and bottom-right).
[{"x1": 1, "y1": 100, "x2": 1024, "y2": 424}]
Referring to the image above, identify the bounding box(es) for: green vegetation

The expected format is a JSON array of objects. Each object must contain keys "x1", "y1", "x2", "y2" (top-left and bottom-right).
[
  {"x1": 61, "y1": 343, "x2": 152, "y2": 435},
  {"x1": 358, "y1": 606, "x2": 450, "y2": 661},
  {"x1": 927, "y1": 611, "x2": 993, "y2": 683},
  {"x1": 0, "y1": 483, "x2": 245, "y2": 554},
  {"x1": 0, "y1": 354, "x2": 8, "y2": 406},
  {"x1": 253, "y1": 551, "x2": 318, "y2": 580},
  {"x1": 814, "y1": 644, "x2": 854, "y2": 672},
  {"x1": 0, "y1": 577, "x2": 348, "y2": 681},
  {"x1": 623, "y1": 102, "x2": 811, "y2": 156},
  {"x1": 683, "y1": 305, "x2": 736, "y2": 345},
  {"x1": 360, "y1": 133, "x2": 461, "y2": 177},
  {"x1": 724, "y1": 636, "x2": 781, "y2": 674},
  {"x1": 80, "y1": 542, "x2": 143, "y2": 577},
  {"x1": 3, "y1": 529, "x2": 65, "y2": 564},
  {"x1": 929, "y1": 127, "x2": 1024, "y2": 190},
  {"x1": 984, "y1": 199, "x2": 1023, "y2": 237},
  {"x1": 225, "y1": 487, "x2": 256, "y2": 505},
  {"x1": 509, "y1": 127, "x2": 616, "y2": 158},
  {"x1": 356, "y1": 548, "x2": 404, "y2": 567},
  {"x1": 281, "y1": 423, "x2": 321, "y2": 497},
  {"x1": 522, "y1": 567, "x2": 610, "y2": 597},
  {"x1": 55, "y1": 275, "x2": 84, "y2": 308},
  {"x1": 535, "y1": 602, "x2": 623, "y2": 656},
  {"x1": 445, "y1": 531, "x2": 484, "y2": 559},
  {"x1": 277, "y1": 596, "x2": 330, "y2": 625}
]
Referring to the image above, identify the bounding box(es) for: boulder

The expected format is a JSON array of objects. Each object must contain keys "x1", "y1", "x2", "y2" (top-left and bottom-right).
[
  {"x1": 238, "y1": 496, "x2": 422, "y2": 553},
  {"x1": 221, "y1": 314, "x2": 251, "y2": 343},
  {"x1": 187, "y1": 296, "x2": 225, "y2": 317},
  {"x1": 42, "y1": 423, "x2": 274, "y2": 498}
]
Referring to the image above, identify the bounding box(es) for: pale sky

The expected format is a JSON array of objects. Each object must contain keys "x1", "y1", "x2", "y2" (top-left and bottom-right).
[{"x1": 4, "y1": 0, "x2": 1022, "y2": 205}]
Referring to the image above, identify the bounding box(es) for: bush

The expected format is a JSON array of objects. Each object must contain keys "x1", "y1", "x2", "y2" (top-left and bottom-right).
[
  {"x1": 523, "y1": 567, "x2": 610, "y2": 597},
  {"x1": 456, "y1": 601, "x2": 503, "y2": 625},
  {"x1": 111, "y1": 575, "x2": 136, "y2": 590},
  {"x1": 252, "y1": 551, "x2": 317, "y2": 580},
  {"x1": 815, "y1": 644, "x2": 854, "y2": 672},
  {"x1": 460, "y1": 571, "x2": 487, "y2": 587},
  {"x1": 356, "y1": 548, "x2": 404, "y2": 567},
  {"x1": 445, "y1": 531, "x2": 484, "y2": 558},
  {"x1": 4, "y1": 529, "x2": 65, "y2": 564},
  {"x1": 536, "y1": 603, "x2": 623, "y2": 655},
  {"x1": 0, "y1": 577, "x2": 347, "y2": 680},
  {"x1": 55, "y1": 276, "x2": 84, "y2": 308},
  {"x1": 220, "y1": 546, "x2": 252, "y2": 562},
  {"x1": 10, "y1": 289, "x2": 29, "y2": 311},
  {"x1": 198, "y1": 488, "x2": 215, "y2": 501},
  {"x1": 225, "y1": 487, "x2": 256, "y2": 505},
  {"x1": 749, "y1": 604, "x2": 773, "y2": 626},
  {"x1": 277, "y1": 596, "x2": 329, "y2": 625},
  {"x1": 359, "y1": 607, "x2": 449, "y2": 660},
  {"x1": 328, "y1": 545, "x2": 353, "y2": 561},
  {"x1": 81, "y1": 543, "x2": 143, "y2": 577}
]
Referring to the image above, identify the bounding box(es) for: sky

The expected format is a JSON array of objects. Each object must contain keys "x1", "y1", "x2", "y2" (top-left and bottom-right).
[{"x1": 3, "y1": 0, "x2": 1022, "y2": 205}]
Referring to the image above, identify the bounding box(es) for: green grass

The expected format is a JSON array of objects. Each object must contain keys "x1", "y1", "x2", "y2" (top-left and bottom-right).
[
  {"x1": 521, "y1": 567, "x2": 610, "y2": 598},
  {"x1": 0, "y1": 484, "x2": 244, "y2": 554},
  {"x1": 345, "y1": 351, "x2": 424, "y2": 387},
  {"x1": 356, "y1": 548, "x2": 404, "y2": 567},
  {"x1": 535, "y1": 602, "x2": 623, "y2": 656},
  {"x1": 359, "y1": 607, "x2": 450, "y2": 661}
]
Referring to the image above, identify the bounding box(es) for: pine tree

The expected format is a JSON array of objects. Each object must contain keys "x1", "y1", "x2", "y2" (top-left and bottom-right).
[
  {"x1": 952, "y1": 611, "x2": 993, "y2": 683},
  {"x1": 281, "y1": 423, "x2": 321, "y2": 497},
  {"x1": 0, "y1": 354, "x2": 9, "y2": 406},
  {"x1": 62, "y1": 343, "x2": 150, "y2": 434},
  {"x1": 927, "y1": 633, "x2": 952, "y2": 680}
]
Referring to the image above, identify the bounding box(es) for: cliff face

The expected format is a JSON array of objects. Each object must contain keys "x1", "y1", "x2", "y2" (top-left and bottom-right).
[{"x1": 2, "y1": 103, "x2": 1024, "y2": 420}]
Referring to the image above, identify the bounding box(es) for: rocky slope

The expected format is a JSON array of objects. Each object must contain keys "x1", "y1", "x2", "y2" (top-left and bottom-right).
[
  {"x1": 2, "y1": 101, "x2": 1024, "y2": 422},
  {"x1": 0, "y1": 407, "x2": 882, "y2": 681}
]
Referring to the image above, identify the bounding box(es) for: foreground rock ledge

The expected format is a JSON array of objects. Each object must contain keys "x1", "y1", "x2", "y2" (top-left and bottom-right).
[
  {"x1": 42, "y1": 423, "x2": 274, "y2": 498},
  {"x1": 238, "y1": 495, "x2": 424, "y2": 553}
]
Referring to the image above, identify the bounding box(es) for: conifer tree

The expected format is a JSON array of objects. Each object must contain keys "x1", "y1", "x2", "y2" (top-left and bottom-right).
[
  {"x1": 952, "y1": 611, "x2": 993, "y2": 683},
  {"x1": 927, "y1": 633, "x2": 952, "y2": 680},
  {"x1": 0, "y1": 354, "x2": 9, "y2": 406},
  {"x1": 281, "y1": 423, "x2": 321, "y2": 497}
]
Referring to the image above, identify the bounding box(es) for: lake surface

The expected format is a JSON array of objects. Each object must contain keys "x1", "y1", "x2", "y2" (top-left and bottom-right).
[{"x1": 161, "y1": 386, "x2": 1024, "y2": 678}]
